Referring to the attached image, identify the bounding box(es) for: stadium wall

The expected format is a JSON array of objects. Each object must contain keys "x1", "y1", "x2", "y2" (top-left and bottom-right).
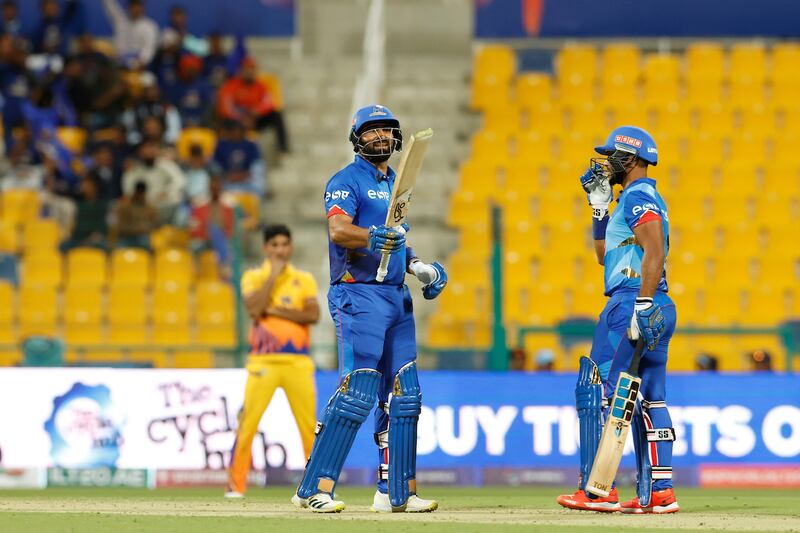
[{"x1": 1, "y1": 368, "x2": 798, "y2": 488}]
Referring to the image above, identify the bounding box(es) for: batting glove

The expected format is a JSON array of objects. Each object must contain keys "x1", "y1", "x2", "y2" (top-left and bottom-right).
[
  {"x1": 410, "y1": 260, "x2": 448, "y2": 300},
  {"x1": 368, "y1": 223, "x2": 408, "y2": 254},
  {"x1": 580, "y1": 163, "x2": 612, "y2": 220},
  {"x1": 628, "y1": 297, "x2": 666, "y2": 350}
]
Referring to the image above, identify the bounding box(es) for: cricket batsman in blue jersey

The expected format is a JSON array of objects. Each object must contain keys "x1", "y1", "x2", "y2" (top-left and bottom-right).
[
  {"x1": 291, "y1": 104, "x2": 447, "y2": 513},
  {"x1": 557, "y1": 126, "x2": 680, "y2": 514}
]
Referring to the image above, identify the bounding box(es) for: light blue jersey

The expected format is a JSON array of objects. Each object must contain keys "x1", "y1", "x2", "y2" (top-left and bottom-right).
[{"x1": 604, "y1": 178, "x2": 669, "y2": 296}]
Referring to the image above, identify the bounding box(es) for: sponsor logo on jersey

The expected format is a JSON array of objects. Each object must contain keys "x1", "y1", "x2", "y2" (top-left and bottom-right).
[
  {"x1": 631, "y1": 202, "x2": 660, "y2": 216},
  {"x1": 325, "y1": 190, "x2": 350, "y2": 202},
  {"x1": 367, "y1": 189, "x2": 390, "y2": 200},
  {"x1": 615, "y1": 135, "x2": 643, "y2": 148}
]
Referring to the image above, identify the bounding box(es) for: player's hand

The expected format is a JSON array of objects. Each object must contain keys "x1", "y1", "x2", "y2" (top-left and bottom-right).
[
  {"x1": 580, "y1": 163, "x2": 612, "y2": 219},
  {"x1": 628, "y1": 297, "x2": 666, "y2": 350},
  {"x1": 368, "y1": 223, "x2": 408, "y2": 254},
  {"x1": 269, "y1": 257, "x2": 287, "y2": 276},
  {"x1": 410, "y1": 260, "x2": 447, "y2": 299}
]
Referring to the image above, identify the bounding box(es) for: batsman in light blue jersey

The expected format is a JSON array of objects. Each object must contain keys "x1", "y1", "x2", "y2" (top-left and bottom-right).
[
  {"x1": 557, "y1": 126, "x2": 680, "y2": 514},
  {"x1": 291, "y1": 105, "x2": 447, "y2": 514}
]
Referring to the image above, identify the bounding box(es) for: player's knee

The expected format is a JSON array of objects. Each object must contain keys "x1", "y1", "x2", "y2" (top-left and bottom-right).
[
  {"x1": 389, "y1": 361, "x2": 422, "y2": 416},
  {"x1": 330, "y1": 368, "x2": 381, "y2": 423}
]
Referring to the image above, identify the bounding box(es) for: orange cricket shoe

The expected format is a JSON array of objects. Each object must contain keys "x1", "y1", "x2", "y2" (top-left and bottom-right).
[
  {"x1": 556, "y1": 487, "x2": 621, "y2": 512},
  {"x1": 620, "y1": 488, "x2": 680, "y2": 514}
]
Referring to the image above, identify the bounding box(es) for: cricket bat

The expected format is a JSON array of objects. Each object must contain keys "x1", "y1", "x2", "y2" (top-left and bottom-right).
[
  {"x1": 585, "y1": 338, "x2": 646, "y2": 498},
  {"x1": 375, "y1": 128, "x2": 434, "y2": 283}
]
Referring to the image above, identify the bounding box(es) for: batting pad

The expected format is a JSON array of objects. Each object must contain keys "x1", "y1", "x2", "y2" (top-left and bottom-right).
[
  {"x1": 388, "y1": 361, "x2": 422, "y2": 510},
  {"x1": 296, "y1": 369, "x2": 380, "y2": 498},
  {"x1": 576, "y1": 356, "x2": 603, "y2": 491}
]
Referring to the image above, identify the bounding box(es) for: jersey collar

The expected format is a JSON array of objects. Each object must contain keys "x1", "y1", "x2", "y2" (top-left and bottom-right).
[{"x1": 354, "y1": 154, "x2": 395, "y2": 183}]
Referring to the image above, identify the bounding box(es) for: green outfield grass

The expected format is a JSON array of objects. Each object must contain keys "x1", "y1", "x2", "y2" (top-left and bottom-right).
[{"x1": 0, "y1": 486, "x2": 798, "y2": 533}]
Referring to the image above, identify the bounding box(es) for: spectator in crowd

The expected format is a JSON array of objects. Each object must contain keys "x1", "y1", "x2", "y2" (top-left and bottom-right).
[
  {"x1": 0, "y1": 36, "x2": 34, "y2": 150},
  {"x1": 203, "y1": 32, "x2": 229, "y2": 88},
  {"x1": 508, "y1": 347, "x2": 526, "y2": 371},
  {"x1": 114, "y1": 180, "x2": 158, "y2": 249},
  {"x1": 121, "y1": 74, "x2": 181, "y2": 145},
  {"x1": 174, "y1": 54, "x2": 212, "y2": 126},
  {"x1": 534, "y1": 348, "x2": 555, "y2": 371},
  {"x1": 695, "y1": 352, "x2": 719, "y2": 372},
  {"x1": 64, "y1": 34, "x2": 126, "y2": 131},
  {"x1": 181, "y1": 143, "x2": 212, "y2": 204},
  {"x1": 40, "y1": 154, "x2": 77, "y2": 230},
  {"x1": 749, "y1": 349, "x2": 773, "y2": 372},
  {"x1": 168, "y1": 4, "x2": 206, "y2": 56},
  {"x1": 122, "y1": 139, "x2": 185, "y2": 224},
  {"x1": 87, "y1": 143, "x2": 122, "y2": 200},
  {"x1": 0, "y1": 127, "x2": 44, "y2": 190},
  {"x1": 217, "y1": 56, "x2": 289, "y2": 153},
  {"x1": 0, "y1": 1, "x2": 22, "y2": 37},
  {"x1": 189, "y1": 175, "x2": 234, "y2": 263},
  {"x1": 102, "y1": 0, "x2": 158, "y2": 69},
  {"x1": 213, "y1": 119, "x2": 265, "y2": 196},
  {"x1": 30, "y1": 0, "x2": 85, "y2": 56},
  {"x1": 61, "y1": 177, "x2": 108, "y2": 250},
  {"x1": 150, "y1": 28, "x2": 182, "y2": 104}
]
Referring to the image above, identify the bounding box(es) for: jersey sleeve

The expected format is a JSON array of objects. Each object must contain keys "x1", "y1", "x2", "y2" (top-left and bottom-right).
[
  {"x1": 324, "y1": 174, "x2": 359, "y2": 219},
  {"x1": 299, "y1": 272, "x2": 319, "y2": 300},
  {"x1": 623, "y1": 189, "x2": 663, "y2": 231},
  {"x1": 240, "y1": 268, "x2": 265, "y2": 296}
]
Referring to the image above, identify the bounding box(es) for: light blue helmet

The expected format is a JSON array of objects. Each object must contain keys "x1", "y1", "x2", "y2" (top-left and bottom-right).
[{"x1": 595, "y1": 125, "x2": 658, "y2": 166}]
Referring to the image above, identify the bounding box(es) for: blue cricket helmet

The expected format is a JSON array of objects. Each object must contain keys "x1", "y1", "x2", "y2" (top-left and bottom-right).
[
  {"x1": 349, "y1": 104, "x2": 402, "y2": 148},
  {"x1": 595, "y1": 126, "x2": 658, "y2": 166}
]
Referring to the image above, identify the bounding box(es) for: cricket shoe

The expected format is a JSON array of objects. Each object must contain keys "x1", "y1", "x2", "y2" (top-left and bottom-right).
[
  {"x1": 292, "y1": 492, "x2": 345, "y2": 513},
  {"x1": 224, "y1": 490, "x2": 244, "y2": 499},
  {"x1": 371, "y1": 490, "x2": 438, "y2": 513},
  {"x1": 620, "y1": 488, "x2": 679, "y2": 514},
  {"x1": 556, "y1": 488, "x2": 621, "y2": 512}
]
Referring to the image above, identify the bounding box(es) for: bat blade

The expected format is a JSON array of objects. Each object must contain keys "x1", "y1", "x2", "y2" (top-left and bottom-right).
[{"x1": 375, "y1": 128, "x2": 433, "y2": 282}]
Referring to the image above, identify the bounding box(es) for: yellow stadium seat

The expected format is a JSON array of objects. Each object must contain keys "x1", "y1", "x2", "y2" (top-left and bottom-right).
[
  {"x1": 756, "y1": 194, "x2": 797, "y2": 226},
  {"x1": 108, "y1": 283, "x2": 148, "y2": 323},
  {"x1": 769, "y1": 43, "x2": 800, "y2": 87},
  {"x1": 226, "y1": 191, "x2": 261, "y2": 230},
  {"x1": 601, "y1": 43, "x2": 640, "y2": 72},
  {"x1": 695, "y1": 105, "x2": 734, "y2": 136},
  {"x1": 257, "y1": 72, "x2": 284, "y2": 110},
  {"x1": 196, "y1": 281, "x2": 235, "y2": 325},
  {"x1": 447, "y1": 191, "x2": 490, "y2": 229},
  {"x1": 0, "y1": 350, "x2": 22, "y2": 366},
  {"x1": 153, "y1": 283, "x2": 190, "y2": 326},
  {"x1": 172, "y1": 350, "x2": 215, "y2": 368},
  {"x1": 762, "y1": 161, "x2": 800, "y2": 195},
  {"x1": 474, "y1": 45, "x2": 516, "y2": 82},
  {"x1": 730, "y1": 43, "x2": 767, "y2": 83},
  {"x1": 22, "y1": 251, "x2": 63, "y2": 289},
  {"x1": 515, "y1": 73, "x2": 551, "y2": 108},
  {"x1": 483, "y1": 103, "x2": 522, "y2": 132},
  {"x1": 111, "y1": 248, "x2": 152, "y2": 288},
  {"x1": 0, "y1": 221, "x2": 19, "y2": 253},
  {"x1": 685, "y1": 42, "x2": 725, "y2": 82},
  {"x1": 150, "y1": 225, "x2": 190, "y2": 252},
  {"x1": 1, "y1": 190, "x2": 40, "y2": 228},
  {"x1": 440, "y1": 282, "x2": 482, "y2": 321},
  {"x1": 65, "y1": 247, "x2": 108, "y2": 289},
  {"x1": 64, "y1": 286, "x2": 104, "y2": 326},
  {"x1": 757, "y1": 257, "x2": 797, "y2": 290},
  {"x1": 772, "y1": 79, "x2": 800, "y2": 110},
  {"x1": 471, "y1": 128, "x2": 513, "y2": 160},
  {"x1": 686, "y1": 78, "x2": 723, "y2": 106},
  {"x1": 0, "y1": 281, "x2": 15, "y2": 326},
  {"x1": 197, "y1": 326, "x2": 237, "y2": 347},
  {"x1": 653, "y1": 104, "x2": 690, "y2": 136},
  {"x1": 18, "y1": 285, "x2": 58, "y2": 337},
  {"x1": 457, "y1": 223, "x2": 492, "y2": 260},
  {"x1": 526, "y1": 286, "x2": 567, "y2": 325},
  {"x1": 642, "y1": 54, "x2": 680, "y2": 104},
  {"x1": 69, "y1": 349, "x2": 123, "y2": 365},
  {"x1": 557, "y1": 44, "x2": 598, "y2": 81},
  {"x1": 522, "y1": 332, "x2": 564, "y2": 369},
  {"x1": 175, "y1": 127, "x2": 217, "y2": 161},
  {"x1": 155, "y1": 249, "x2": 194, "y2": 288},
  {"x1": 64, "y1": 324, "x2": 105, "y2": 346},
  {"x1": 685, "y1": 134, "x2": 724, "y2": 163},
  {"x1": 471, "y1": 74, "x2": 513, "y2": 112},
  {"x1": 22, "y1": 219, "x2": 60, "y2": 254},
  {"x1": 197, "y1": 250, "x2": 220, "y2": 281},
  {"x1": 719, "y1": 160, "x2": 760, "y2": 195},
  {"x1": 557, "y1": 74, "x2": 594, "y2": 104},
  {"x1": 728, "y1": 134, "x2": 767, "y2": 166},
  {"x1": 153, "y1": 324, "x2": 191, "y2": 346},
  {"x1": 665, "y1": 335, "x2": 697, "y2": 371},
  {"x1": 738, "y1": 104, "x2": 775, "y2": 135},
  {"x1": 56, "y1": 126, "x2": 88, "y2": 154},
  {"x1": 108, "y1": 327, "x2": 149, "y2": 346}
]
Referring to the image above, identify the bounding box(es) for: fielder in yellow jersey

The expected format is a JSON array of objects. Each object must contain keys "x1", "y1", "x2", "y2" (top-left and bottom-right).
[{"x1": 225, "y1": 225, "x2": 320, "y2": 498}]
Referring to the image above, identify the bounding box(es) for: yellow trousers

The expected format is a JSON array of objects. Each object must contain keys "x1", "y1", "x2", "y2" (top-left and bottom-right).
[{"x1": 227, "y1": 355, "x2": 317, "y2": 494}]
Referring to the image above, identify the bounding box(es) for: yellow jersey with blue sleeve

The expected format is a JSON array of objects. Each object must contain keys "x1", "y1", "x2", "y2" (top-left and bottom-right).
[{"x1": 241, "y1": 261, "x2": 318, "y2": 357}]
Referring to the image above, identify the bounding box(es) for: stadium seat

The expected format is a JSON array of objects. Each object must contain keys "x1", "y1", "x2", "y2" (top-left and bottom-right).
[
  {"x1": 111, "y1": 248, "x2": 152, "y2": 288},
  {"x1": 769, "y1": 43, "x2": 800, "y2": 106},
  {"x1": 197, "y1": 327, "x2": 237, "y2": 348},
  {"x1": 176, "y1": 127, "x2": 217, "y2": 160},
  {"x1": 18, "y1": 285, "x2": 58, "y2": 337},
  {"x1": 108, "y1": 285, "x2": 149, "y2": 326},
  {"x1": 64, "y1": 324, "x2": 106, "y2": 346},
  {"x1": 0, "y1": 281, "x2": 15, "y2": 326},
  {"x1": 65, "y1": 248, "x2": 108, "y2": 289},
  {"x1": 150, "y1": 226, "x2": 190, "y2": 251},
  {"x1": 64, "y1": 286, "x2": 104, "y2": 326},
  {"x1": 642, "y1": 54, "x2": 680, "y2": 104},
  {"x1": 226, "y1": 191, "x2": 261, "y2": 230},
  {"x1": 22, "y1": 219, "x2": 61, "y2": 254},
  {"x1": 108, "y1": 327, "x2": 150, "y2": 347},
  {"x1": 257, "y1": 72, "x2": 284, "y2": 110},
  {"x1": 196, "y1": 281, "x2": 235, "y2": 326},
  {"x1": 153, "y1": 324, "x2": 191, "y2": 346},
  {"x1": 197, "y1": 250, "x2": 220, "y2": 281},
  {"x1": 155, "y1": 249, "x2": 194, "y2": 288},
  {"x1": 21, "y1": 251, "x2": 63, "y2": 289},
  {"x1": 1, "y1": 190, "x2": 40, "y2": 228},
  {"x1": 172, "y1": 350, "x2": 215, "y2": 368},
  {"x1": 556, "y1": 44, "x2": 598, "y2": 82},
  {"x1": 153, "y1": 283, "x2": 190, "y2": 326},
  {"x1": 685, "y1": 42, "x2": 725, "y2": 82},
  {"x1": 0, "y1": 221, "x2": 19, "y2": 254},
  {"x1": 515, "y1": 73, "x2": 552, "y2": 108}
]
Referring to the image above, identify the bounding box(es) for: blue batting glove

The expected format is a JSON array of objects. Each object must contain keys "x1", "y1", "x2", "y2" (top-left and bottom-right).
[
  {"x1": 628, "y1": 297, "x2": 666, "y2": 350},
  {"x1": 410, "y1": 260, "x2": 448, "y2": 299},
  {"x1": 368, "y1": 224, "x2": 408, "y2": 254}
]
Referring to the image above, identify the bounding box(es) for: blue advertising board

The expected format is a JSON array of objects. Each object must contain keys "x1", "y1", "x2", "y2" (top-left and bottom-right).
[{"x1": 475, "y1": 0, "x2": 800, "y2": 39}]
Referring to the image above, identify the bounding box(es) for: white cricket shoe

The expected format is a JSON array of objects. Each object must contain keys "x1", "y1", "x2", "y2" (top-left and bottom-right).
[
  {"x1": 292, "y1": 492, "x2": 345, "y2": 513},
  {"x1": 371, "y1": 490, "x2": 438, "y2": 513},
  {"x1": 224, "y1": 490, "x2": 244, "y2": 499}
]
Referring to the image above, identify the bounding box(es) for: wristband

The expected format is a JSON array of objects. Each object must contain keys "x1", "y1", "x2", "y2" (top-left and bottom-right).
[{"x1": 592, "y1": 213, "x2": 609, "y2": 240}]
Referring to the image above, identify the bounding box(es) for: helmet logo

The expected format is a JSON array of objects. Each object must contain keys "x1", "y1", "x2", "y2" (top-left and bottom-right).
[{"x1": 615, "y1": 134, "x2": 642, "y2": 148}]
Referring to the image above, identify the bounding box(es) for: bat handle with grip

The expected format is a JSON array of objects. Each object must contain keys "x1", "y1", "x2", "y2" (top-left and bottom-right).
[{"x1": 376, "y1": 253, "x2": 390, "y2": 282}]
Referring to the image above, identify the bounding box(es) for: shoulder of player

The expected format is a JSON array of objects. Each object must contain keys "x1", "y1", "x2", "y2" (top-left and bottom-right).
[{"x1": 326, "y1": 165, "x2": 361, "y2": 190}]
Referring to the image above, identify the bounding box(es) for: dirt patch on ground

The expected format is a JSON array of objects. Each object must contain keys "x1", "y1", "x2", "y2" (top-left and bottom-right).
[{"x1": 1, "y1": 499, "x2": 798, "y2": 532}]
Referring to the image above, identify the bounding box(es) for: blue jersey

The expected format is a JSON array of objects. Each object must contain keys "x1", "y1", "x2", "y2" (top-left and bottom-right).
[
  {"x1": 604, "y1": 178, "x2": 669, "y2": 296},
  {"x1": 324, "y1": 155, "x2": 411, "y2": 285}
]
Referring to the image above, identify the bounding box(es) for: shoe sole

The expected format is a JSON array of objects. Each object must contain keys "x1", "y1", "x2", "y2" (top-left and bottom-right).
[
  {"x1": 620, "y1": 502, "x2": 680, "y2": 514},
  {"x1": 309, "y1": 504, "x2": 345, "y2": 513},
  {"x1": 557, "y1": 499, "x2": 620, "y2": 513}
]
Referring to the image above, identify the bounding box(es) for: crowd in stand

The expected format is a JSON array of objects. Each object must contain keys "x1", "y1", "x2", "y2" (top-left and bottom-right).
[{"x1": 0, "y1": 0, "x2": 288, "y2": 264}]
